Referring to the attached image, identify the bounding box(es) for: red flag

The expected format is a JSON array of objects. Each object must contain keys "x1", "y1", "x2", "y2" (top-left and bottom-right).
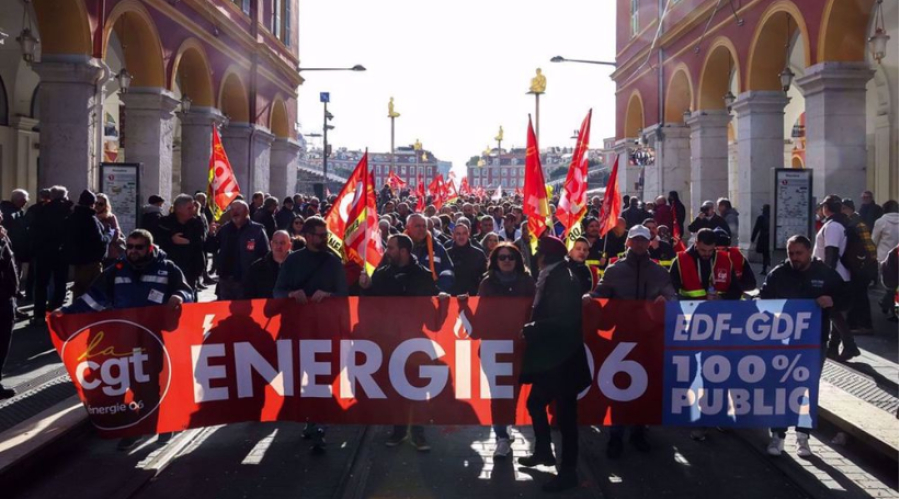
[
  {"x1": 428, "y1": 174, "x2": 445, "y2": 210},
  {"x1": 557, "y1": 110, "x2": 592, "y2": 246},
  {"x1": 523, "y1": 116, "x2": 551, "y2": 252},
  {"x1": 387, "y1": 171, "x2": 407, "y2": 190},
  {"x1": 459, "y1": 177, "x2": 471, "y2": 195},
  {"x1": 445, "y1": 177, "x2": 459, "y2": 204},
  {"x1": 207, "y1": 125, "x2": 240, "y2": 220},
  {"x1": 325, "y1": 152, "x2": 382, "y2": 274},
  {"x1": 416, "y1": 170, "x2": 426, "y2": 212},
  {"x1": 598, "y1": 156, "x2": 622, "y2": 237}
]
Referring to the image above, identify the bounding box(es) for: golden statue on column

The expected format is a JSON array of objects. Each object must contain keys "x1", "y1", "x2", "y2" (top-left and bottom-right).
[
  {"x1": 529, "y1": 68, "x2": 547, "y2": 94},
  {"x1": 495, "y1": 126, "x2": 504, "y2": 142},
  {"x1": 388, "y1": 97, "x2": 400, "y2": 118}
]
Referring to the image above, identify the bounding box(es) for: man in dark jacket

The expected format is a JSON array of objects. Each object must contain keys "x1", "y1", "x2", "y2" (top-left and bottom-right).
[
  {"x1": 407, "y1": 214, "x2": 454, "y2": 293},
  {"x1": 245, "y1": 231, "x2": 292, "y2": 299},
  {"x1": 591, "y1": 225, "x2": 676, "y2": 457},
  {"x1": 1, "y1": 190, "x2": 30, "y2": 274},
  {"x1": 31, "y1": 186, "x2": 73, "y2": 323},
  {"x1": 140, "y1": 195, "x2": 166, "y2": 243},
  {"x1": 64, "y1": 190, "x2": 112, "y2": 300},
  {"x1": 859, "y1": 190, "x2": 884, "y2": 231},
  {"x1": 214, "y1": 201, "x2": 270, "y2": 300},
  {"x1": 252, "y1": 196, "x2": 279, "y2": 240},
  {"x1": 688, "y1": 200, "x2": 731, "y2": 236},
  {"x1": 518, "y1": 236, "x2": 591, "y2": 493},
  {"x1": 274, "y1": 217, "x2": 348, "y2": 301},
  {"x1": 360, "y1": 234, "x2": 441, "y2": 451},
  {"x1": 157, "y1": 194, "x2": 207, "y2": 294},
  {"x1": 447, "y1": 224, "x2": 487, "y2": 296},
  {"x1": 0, "y1": 217, "x2": 19, "y2": 398},
  {"x1": 275, "y1": 197, "x2": 296, "y2": 231},
  {"x1": 622, "y1": 197, "x2": 646, "y2": 229},
  {"x1": 759, "y1": 234, "x2": 848, "y2": 458}
]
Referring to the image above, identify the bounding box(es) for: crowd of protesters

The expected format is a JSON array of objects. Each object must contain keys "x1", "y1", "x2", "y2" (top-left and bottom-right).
[{"x1": 0, "y1": 181, "x2": 896, "y2": 492}]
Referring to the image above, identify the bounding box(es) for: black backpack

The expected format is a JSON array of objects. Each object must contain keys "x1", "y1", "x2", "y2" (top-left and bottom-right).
[{"x1": 841, "y1": 220, "x2": 878, "y2": 281}]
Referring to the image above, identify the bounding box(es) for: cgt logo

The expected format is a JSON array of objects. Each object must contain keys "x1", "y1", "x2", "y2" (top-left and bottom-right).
[{"x1": 61, "y1": 320, "x2": 171, "y2": 431}]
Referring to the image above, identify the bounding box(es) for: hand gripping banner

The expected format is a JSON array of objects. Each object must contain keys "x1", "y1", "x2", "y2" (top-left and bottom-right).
[{"x1": 48, "y1": 298, "x2": 822, "y2": 438}]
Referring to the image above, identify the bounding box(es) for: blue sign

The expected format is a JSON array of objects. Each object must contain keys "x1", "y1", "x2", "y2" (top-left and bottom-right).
[
  {"x1": 662, "y1": 300, "x2": 822, "y2": 428},
  {"x1": 319, "y1": 92, "x2": 330, "y2": 103}
]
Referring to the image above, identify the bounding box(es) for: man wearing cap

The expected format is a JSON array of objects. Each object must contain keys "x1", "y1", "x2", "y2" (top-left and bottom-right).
[
  {"x1": 688, "y1": 200, "x2": 731, "y2": 236},
  {"x1": 815, "y1": 195, "x2": 859, "y2": 360},
  {"x1": 588, "y1": 225, "x2": 676, "y2": 457},
  {"x1": 670, "y1": 228, "x2": 743, "y2": 301},
  {"x1": 517, "y1": 236, "x2": 590, "y2": 492},
  {"x1": 840, "y1": 198, "x2": 877, "y2": 334},
  {"x1": 643, "y1": 218, "x2": 676, "y2": 270},
  {"x1": 712, "y1": 226, "x2": 757, "y2": 293}
]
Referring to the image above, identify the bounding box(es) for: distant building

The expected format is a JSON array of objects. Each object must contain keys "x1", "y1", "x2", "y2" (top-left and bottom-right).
[{"x1": 298, "y1": 145, "x2": 448, "y2": 191}]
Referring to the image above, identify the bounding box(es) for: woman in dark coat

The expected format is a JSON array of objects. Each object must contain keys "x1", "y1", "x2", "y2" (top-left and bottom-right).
[
  {"x1": 517, "y1": 236, "x2": 591, "y2": 493},
  {"x1": 751, "y1": 204, "x2": 771, "y2": 274},
  {"x1": 477, "y1": 243, "x2": 535, "y2": 297},
  {"x1": 474, "y1": 242, "x2": 536, "y2": 458}
]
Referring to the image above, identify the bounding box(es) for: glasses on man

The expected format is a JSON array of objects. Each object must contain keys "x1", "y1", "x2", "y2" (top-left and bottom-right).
[{"x1": 308, "y1": 231, "x2": 328, "y2": 239}]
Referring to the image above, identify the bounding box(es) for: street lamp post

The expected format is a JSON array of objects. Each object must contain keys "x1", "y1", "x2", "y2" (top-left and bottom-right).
[
  {"x1": 550, "y1": 56, "x2": 617, "y2": 67},
  {"x1": 321, "y1": 94, "x2": 335, "y2": 192},
  {"x1": 388, "y1": 97, "x2": 400, "y2": 176}
]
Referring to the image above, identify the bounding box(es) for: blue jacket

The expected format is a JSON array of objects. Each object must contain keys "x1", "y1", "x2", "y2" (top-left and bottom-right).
[
  {"x1": 411, "y1": 234, "x2": 454, "y2": 293},
  {"x1": 64, "y1": 249, "x2": 193, "y2": 313}
]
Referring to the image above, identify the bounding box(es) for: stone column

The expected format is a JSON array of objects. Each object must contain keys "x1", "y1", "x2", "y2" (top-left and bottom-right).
[
  {"x1": 32, "y1": 57, "x2": 105, "y2": 194},
  {"x1": 641, "y1": 126, "x2": 661, "y2": 199},
  {"x1": 221, "y1": 124, "x2": 275, "y2": 195},
  {"x1": 658, "y1": 124, "x2": 691, "y2": 200},
  {"x1": 270, "y1": 138, "x2": 302, "y2": 200},
  {"x1": 613, "y1": 139, "x2": 641, "y2": 199},
  {"x1": 179, "y1": 107, "x2": 225, "y2": 196},
  {"x1": 251, "y1": 128, "x2": 275, "y2": 194},
  {"x1": 122, "y1": 88, "x2": 179, "y2": 203},
  {"x1": 732, "y1": 91, "x2": 789, "y2": 255},
  {"x1": 686, "y1": 110, "x2": 731, "y2": 218},
  {"x1": 796, "y1": 62, "x2": 874, "y2": 201}
]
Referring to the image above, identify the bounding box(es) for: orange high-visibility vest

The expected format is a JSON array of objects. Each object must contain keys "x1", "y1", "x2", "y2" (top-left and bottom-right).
[{"x1": 677, "y1": 250, "x2": 732, "y2": 299}]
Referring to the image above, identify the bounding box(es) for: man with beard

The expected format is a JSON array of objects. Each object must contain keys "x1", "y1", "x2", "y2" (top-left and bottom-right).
[
  {"x1": 447, "y1": 224, "x2": 487, "y2": 296},
  {"x1": 59, "y1": 229, "x2": 192, "y2": 450},
  {"x1": 359, "y1": 234, "x2": 442, "y2": 452},
  {"x1": 759, "y1": 235, "x2": 847, "y2": 457},
  {"x1": 274, "y1": 217, "x2": 348, "y2": 453}
]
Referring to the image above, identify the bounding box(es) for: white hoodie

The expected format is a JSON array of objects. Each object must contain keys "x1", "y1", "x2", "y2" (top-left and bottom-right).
[{"x1": 872, "y1": 212, "x2": 899, "y2": 261}]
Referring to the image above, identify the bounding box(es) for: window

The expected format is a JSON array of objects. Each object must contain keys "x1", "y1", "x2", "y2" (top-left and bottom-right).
[
  {"x1": 272, "y1": 0, "x2": 282, "y2": 38},
  {"x1": 401, "y1": 165, "x2": 407, "y2": 175},
  {"x1": 376, "y1": 165, "x2": 381, "y2": 174},
  {"x1": 630, "y1": 0, "x2": 639, "y2": 36},
  {"x1": 234, "y1": 0, "x2": 250, "y2": 15},
  {"x1": 502, "y1": 168, "x2": 508, "y2": 177},
  {"x1": 474, "y1": 178, "x2": 481, "y2": 187},
  {"x1": 270, "y1": 0, "x2": 291, "y2": 46}
]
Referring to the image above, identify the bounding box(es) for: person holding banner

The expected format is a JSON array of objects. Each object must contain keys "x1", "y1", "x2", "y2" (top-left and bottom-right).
[
  {"x1": 588, "y1": 225, "x2": 676, "y2": 458},
  {"x1": 360, "y1": 234, "x2": 442, "y2": 452},
  {"x1": 58, "y1": 228, "x2": 193, "y2": 450},
  {"x1": 670, "y1": 229, "x2": 743, "y2": 301},
  {"x1": 518, "y1": 236, "x2": 591, "y2": 493},
  {"x1": 759, "y1": 235, "x2": 848, "y2": 457}
]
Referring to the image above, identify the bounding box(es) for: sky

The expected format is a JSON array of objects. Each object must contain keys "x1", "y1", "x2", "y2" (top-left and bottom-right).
[{"x1": 297, "y1": 0, "x2": 617, "y2": 176}]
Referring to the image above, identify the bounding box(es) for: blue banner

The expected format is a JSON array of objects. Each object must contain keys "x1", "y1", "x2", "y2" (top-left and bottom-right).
[{"x1": 662, "y1": 300, "x2": 822, "y2": 428}]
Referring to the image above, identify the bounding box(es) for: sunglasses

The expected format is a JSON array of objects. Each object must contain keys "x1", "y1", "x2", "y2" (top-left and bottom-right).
[
  {"x1": 126, "y1": 244, "x2": 146, "y2": 250},
  {"x1": 307, "y1": 231, "x2": 328, "y2": 238},
  {"x1": 497, "y1": 254, "x2": 515, "y2": 262}
]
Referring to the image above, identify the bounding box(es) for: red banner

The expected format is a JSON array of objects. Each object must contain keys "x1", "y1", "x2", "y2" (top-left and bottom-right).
[{"x1": 49, "y1": 298, "x2": 666, "y2": 438}]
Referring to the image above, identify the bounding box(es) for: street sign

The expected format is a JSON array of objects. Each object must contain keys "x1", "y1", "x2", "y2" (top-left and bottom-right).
[
  {"x1": 99, "y1": 162, "x2": 141, "y2": 235},
  {"x1": 319, "y1": 92, "x2": 330, "y2": 103}
]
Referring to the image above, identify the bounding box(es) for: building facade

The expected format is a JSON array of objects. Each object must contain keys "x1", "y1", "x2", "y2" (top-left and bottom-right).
[
  {"x1": 299, "y1": 146, "x2": 447, "y2": 192},
  {"x1": 0, "y1": 0, "x2": 304, "y2": 204},
  {"x1": 614, "y1": 0, "x2": 898, "y2": 252}
]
